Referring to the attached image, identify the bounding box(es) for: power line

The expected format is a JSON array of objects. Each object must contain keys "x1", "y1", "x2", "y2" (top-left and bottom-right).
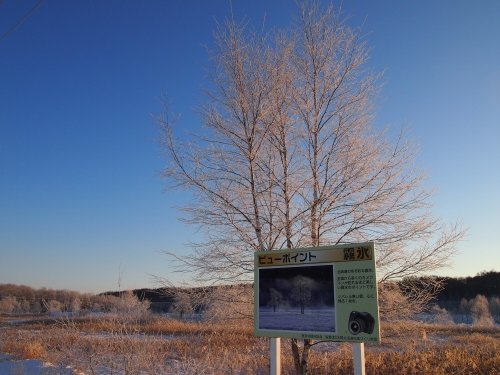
[{"x1": 0, "y1": 0, "x2": 45, "y2": 44}]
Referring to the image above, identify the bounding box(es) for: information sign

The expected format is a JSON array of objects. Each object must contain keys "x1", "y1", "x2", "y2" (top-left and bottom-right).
[{"x1": 254, "y1": 242, "x2": 380, "y2": 342}]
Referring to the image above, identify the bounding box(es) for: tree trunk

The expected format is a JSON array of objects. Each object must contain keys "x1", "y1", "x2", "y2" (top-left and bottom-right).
[
  {"x1": 249, "y1": 157, "x2": 265, "y2": 251},
  {"x1": 291, "y1": 339, "x2": 312, "y2": 375}
]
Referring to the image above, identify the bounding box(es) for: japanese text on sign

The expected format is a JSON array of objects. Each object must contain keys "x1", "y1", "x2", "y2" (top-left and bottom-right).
[
  {"x1": 258, "y1": 251, "x2": 317, "y2": 266},
  {"x1": 257, "y1": 246, "x2": 372, "y2": 267}
]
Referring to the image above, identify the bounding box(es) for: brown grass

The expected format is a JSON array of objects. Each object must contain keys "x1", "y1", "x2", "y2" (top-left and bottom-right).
[
  {"x1": 1, "y1": 333, "x2": 47, "y2": 360},
  {"x1": 365, "y1": 345, "x2": 499, "y2": 375},
  {"x1": 0, "y1": 316, "x2": 498, "y2": 374}
]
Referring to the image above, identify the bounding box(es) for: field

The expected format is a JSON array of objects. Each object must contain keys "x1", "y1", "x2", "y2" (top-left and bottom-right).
[
  {"x1": 0, "y1": 314, "x2": 499, "y2": 375},
  {"x1": 259, "y1": 307, "x2": 336, "y2": 332}
]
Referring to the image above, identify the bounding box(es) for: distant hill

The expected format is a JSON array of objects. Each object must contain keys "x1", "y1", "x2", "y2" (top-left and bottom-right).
[
  {"x1": 102, "y1": 288, "x2": 173, "y2": 303},
  {"x1": 433, "y1": 271, "x2": 499, "y2": 303}
]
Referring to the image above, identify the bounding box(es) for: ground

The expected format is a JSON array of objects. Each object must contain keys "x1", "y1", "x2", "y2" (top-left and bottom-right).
[
  {"x1": 0, "y1": 314, "x2": 498, "y2": 374},
  {"x1": 259, "y1": 307, "x2": 336, "y2": 332},
  {"x1": 0, "y1": 353, "x2": 74, "y2": 374}
]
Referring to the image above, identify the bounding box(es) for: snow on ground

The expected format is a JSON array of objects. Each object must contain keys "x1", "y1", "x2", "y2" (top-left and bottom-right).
[
  {"x1": 259, "y1": 307, "x2": 336, "y2": 332},
  {"x1": 0, "y1": 353, "x2": 75, "y2": 375}
]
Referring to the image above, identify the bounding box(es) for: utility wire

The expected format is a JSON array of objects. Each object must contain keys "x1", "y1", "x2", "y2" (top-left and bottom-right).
[{"x1": 0, "y1": 0, "x2": 45, "y2": 44}]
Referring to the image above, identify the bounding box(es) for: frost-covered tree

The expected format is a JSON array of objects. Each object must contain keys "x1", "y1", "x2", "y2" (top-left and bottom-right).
[
  {"x1": 171, "y1": 290, "x2": 194, "y2": 318},
  {"x1": 112, "y1": 291, "x2": 150, "y2": 318},
  {"x1": 489, "y1": 296, "x2": 500, "y2": 321},
  {"x1": 471, "y1": 294, "x2": 494, "y2": 327},
  {"x1": 160, "y1": 2, "x2": 464, "y2": 373},
  {"x1": 269, "y1": 288, "x2": 284, "y2": 312},
  {"x1": 46, "y1": 299, "x2": 63, "y2": 313},
  {"x1": 290, "y1": 276, "x2": 314, "y2": 314},
  {"x1": 0, "y1": 296, "x2": 19, "y2": 314},
  {"x1": 457, "y1": 297, "x2": 472, "y2": 323},
  {"x1": 202, "y1": 285, "x2": 253, "y2": 323},
  {"x1": 429, "y1": 305, "x2": 453, "y2": 325},
  {"x1": 70, "y1": 297, "x2": 81, "y2": 313}
]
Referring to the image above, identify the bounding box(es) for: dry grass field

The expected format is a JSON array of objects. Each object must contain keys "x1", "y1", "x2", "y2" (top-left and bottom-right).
[{"x1": 0, "y1": 315, "x2": 499, "y2": 374}]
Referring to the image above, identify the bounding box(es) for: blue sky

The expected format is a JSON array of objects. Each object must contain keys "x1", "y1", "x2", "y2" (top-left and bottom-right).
[{"x1": 1, "y1": 0, "x2": 498, "y2": 293}]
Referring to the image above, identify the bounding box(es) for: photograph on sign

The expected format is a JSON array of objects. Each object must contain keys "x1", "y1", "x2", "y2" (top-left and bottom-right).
[
  {"x1": 258, "y1": 265, "x2": 335, "y2": 332},
  {"x1": 254, "y1": 243, "x2": 380, "y2": 342}
]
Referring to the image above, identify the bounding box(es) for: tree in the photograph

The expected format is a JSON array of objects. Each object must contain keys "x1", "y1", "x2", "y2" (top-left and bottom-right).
[
  {"x1": 160, "y1": 1, "x2": 464, "y2": 373},
  {"x1": 269, "y1": 288, "x2": 284, "y2": 312},
  {"x1": 290, "y1": 276, "x2": 314, "y2": 314}
]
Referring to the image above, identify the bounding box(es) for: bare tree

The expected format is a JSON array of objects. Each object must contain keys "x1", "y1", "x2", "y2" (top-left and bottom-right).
[
  {"x1": 45, "y1": 299, "x2": 63, "y2": 313},
  {"x1": 489, "y1": 297, "x2": 500, "y2": 322},
  {"x1": 269, "y1": 288, "x2": 284, "y2": 312},
  {"x1": 470, "y1": 294, "x2": 494, "y2": 327},
  {"x1": 160, "y1": 2, "x2": 464, "y2": 374},
  {"x1": 458, "y1": 297, "x2": 470, "y2": 313},
  {"x1": 113, "y1": 291, "x2": 150, "y2": 319},
  {"x1": 202, "y1": 284, "x2": 253, "y2": 323},
  {"x1": 171, "y1": 290, "x2": 194, "y2": 319},
  {"x1": 69, "y1": 297, "x2": 81, "y2": 313},
  {"x1": 429, "y1": 304, "x2": 453, "y2": 325},
  {"x1": 0, "y1": 296, "x2": 19, "y2": 314},
  {"x1": 290, "y1": 276, "x2": 314, "y2": 314}
]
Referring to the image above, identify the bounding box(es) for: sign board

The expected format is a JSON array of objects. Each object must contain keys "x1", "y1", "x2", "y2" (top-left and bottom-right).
[{"x1": 254, "y1": 242, "x2": 380, "y2": 343}]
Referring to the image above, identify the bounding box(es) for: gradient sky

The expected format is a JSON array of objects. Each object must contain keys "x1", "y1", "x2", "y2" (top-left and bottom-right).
[{"x1": 1, "y1": 1, "x2": 499, "y2": 293}]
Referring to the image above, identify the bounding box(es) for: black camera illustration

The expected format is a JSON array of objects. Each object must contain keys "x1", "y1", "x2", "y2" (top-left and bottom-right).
[{"x1": 348, "y1": 311, "x2": 375, "y2": 335}]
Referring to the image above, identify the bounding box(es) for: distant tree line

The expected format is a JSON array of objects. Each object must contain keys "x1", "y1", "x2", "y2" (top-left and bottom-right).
[
  {"x1": 0, "y1": 284, "x2": 149, "y2": 315},
  {"x1": 0, "y1": 283, "x2": 251, "y2": 320},
  {"x1": 432, "y1": 271, "x2": 499, "y2": 303},
  {"x1": 1, "y1": 271, "x2": 497, "y2": 320}
]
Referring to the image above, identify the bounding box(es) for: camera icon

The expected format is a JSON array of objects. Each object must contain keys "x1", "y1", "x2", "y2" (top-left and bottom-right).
[{"x1": 348, "y1": 311, "x2": 375, "y2": 335}]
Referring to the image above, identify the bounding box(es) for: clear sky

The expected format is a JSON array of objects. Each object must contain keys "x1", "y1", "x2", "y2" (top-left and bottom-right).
[{"x1": 1, "y1": 0, "x2": 499, "y2": 293}]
